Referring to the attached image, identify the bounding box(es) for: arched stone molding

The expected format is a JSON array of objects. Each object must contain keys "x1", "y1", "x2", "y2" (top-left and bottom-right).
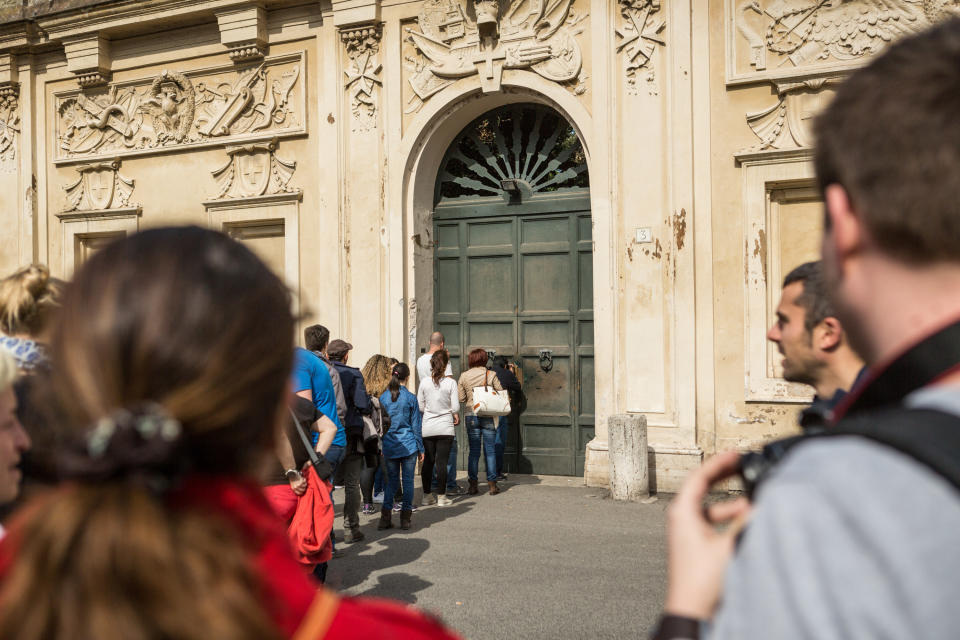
[{"x1": 389, "y1": 70, "x2": 616, "y2": 483}]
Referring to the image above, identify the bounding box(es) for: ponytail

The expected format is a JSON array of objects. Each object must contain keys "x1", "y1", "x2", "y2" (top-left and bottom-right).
[{"x1": 389, "y1": 362, "x2": 410, "y2": 402}]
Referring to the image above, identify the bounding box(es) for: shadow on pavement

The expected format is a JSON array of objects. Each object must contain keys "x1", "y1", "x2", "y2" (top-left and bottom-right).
[{"x1": 359, "y1": 571, "x2": 433, "y2": 604}]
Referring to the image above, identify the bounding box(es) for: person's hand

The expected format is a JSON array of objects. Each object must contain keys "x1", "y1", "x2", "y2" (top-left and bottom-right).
[
  {"x1": 418, "y1": 452, "x2": 425, "y2": 463},
  {"x1": 453, "y1": 413, "x2": 460, "y2": 426},
  {"x1": 664, "y1": 451, "x2": 752, "y2": 620},
  {"x1": 289, "y1": 474, "x2": 308, "y2": 496}
]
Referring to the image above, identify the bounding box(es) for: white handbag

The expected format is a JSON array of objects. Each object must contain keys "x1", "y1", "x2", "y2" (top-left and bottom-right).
[{"x1": 472, "y1": 371, "x2": 511, "y2": 417}]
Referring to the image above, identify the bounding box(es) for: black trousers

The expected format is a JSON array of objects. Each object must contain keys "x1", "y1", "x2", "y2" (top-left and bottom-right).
[{"x1": 422, "y1": 435, "x2": 455, "y2": 495}]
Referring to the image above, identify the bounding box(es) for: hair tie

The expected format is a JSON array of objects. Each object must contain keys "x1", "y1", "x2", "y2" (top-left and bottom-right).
[{"x1": 59, "y1": 403, "x2": 188, "y2": 493}]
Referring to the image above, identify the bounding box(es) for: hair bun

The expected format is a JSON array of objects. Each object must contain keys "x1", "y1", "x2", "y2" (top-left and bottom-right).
[
  {"x1": 21, "y1": 265, "x2": 50, "y2": 298},
  {"x1": 59, "y1": 403, "x2": 188, "y2": 492}
]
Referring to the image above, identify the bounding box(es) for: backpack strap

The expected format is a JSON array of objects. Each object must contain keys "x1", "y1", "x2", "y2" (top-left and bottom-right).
[{"x1": 827, "y1": 408, "x2": 960, "y2": 493}]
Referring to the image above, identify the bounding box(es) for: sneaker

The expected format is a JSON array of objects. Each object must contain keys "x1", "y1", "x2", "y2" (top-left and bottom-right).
[
  {"x1": 437, "y1": 495, "x2": 452, "y2": 506},
  {"x1": 361, "y1": 503, "x2": 376, "y2": 515},
  {"x1": 496, "y1": 473, "x2": 508, "y2": 481},
  {"x1": 334, "y1": 485, "x2": 344, "y2": 490},
  {"x1": 344, "y1": 528, "x2": 365, "y2": 543},
  {"x1": 372, "y1": 491, "x2": 384, "y2": 504},
  {"x1": 446, "y1": 484, "x2": 466, "y2": 495},
  {"x1": 421, "y1": 493, "x2": 438, "y2": 507},
  {"x1": 392, "y1": 503, "x2": 402, "y2": 513}
]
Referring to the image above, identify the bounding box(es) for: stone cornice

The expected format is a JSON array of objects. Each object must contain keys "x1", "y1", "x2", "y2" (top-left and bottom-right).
[{"x1": 0, "y1": 0, "x2": 310, "y2": 53}]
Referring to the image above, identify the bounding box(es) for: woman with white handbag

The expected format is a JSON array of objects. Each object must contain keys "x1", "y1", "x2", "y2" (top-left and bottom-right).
[{"x1": 457, "y1": 348, "x2": 508, "y2": 495}]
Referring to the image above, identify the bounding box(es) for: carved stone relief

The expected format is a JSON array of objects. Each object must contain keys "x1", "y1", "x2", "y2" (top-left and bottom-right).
[
  {"x1": 616, "y1": 0, "x2": 665, "y2": 95},
  {"x1": 403, "y1": 0, "x2": 589, "y2": 113},
  {"x1": 740, "y1": 77, "x2": 841, "y2": 154},
  {"x1": 342, "y1": 25, "x2": 382, "y2": 131},
  {"x1": 728, "y1": 0, "x2": 960, "y2": 84},
  {"x1": 210, "y1": 138, "x2": 298, "y2": 200},
  {"x1": 62, "y1": 159, "x2": 136, "y2": 211},
  {"x1": 55, "y1": 53, "x2": 304, "y2": 163},
  {"x1": 0, "y1": 85, "x2": 19, "y2": 173}
]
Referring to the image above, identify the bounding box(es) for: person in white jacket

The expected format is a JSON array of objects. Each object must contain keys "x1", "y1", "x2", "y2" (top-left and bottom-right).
[{"x1": 417, "y1": 350, "x2": 460, "y2": 507}]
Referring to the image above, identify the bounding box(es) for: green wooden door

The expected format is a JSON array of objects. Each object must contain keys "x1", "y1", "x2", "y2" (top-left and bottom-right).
[{"x1": 432, "y1": 104, "x2": 593, "y2": 476}]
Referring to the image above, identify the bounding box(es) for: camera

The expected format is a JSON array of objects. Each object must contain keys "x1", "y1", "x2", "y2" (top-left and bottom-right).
[{"x1": 737, "y1": 435, "x2": 806, "y2": 500}]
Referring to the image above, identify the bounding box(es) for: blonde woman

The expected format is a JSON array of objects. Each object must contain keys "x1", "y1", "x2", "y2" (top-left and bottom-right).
[
  {"x1": 360, "y1": 354, "x2": 394, "y2": 512},
  {"x1": 0, "y1": 265, "x2": 62, "y2": 371}
]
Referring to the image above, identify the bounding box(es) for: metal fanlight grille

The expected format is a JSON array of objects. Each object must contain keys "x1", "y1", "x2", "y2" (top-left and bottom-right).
[{"x1": 436, "y1": 104, "x2": 588, "y2": 204}]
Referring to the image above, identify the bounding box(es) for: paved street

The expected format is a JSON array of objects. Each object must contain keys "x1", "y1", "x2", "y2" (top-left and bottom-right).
[{"x1": 326, "y1": 475, "x2": 668, "y2": 640}]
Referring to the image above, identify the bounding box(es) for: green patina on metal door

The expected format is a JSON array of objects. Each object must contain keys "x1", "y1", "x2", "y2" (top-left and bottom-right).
[{"x1": 432, "y1": 104, "x2": 594, "y2": 476}]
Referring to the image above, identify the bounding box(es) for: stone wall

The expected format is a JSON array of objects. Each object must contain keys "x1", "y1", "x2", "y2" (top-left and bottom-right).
[{"x1": 0, "y1": 0, "x2": 953, "y2": 492}]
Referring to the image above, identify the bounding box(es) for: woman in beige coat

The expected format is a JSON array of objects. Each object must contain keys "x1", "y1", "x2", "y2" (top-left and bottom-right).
[{"x1": 457, "y1": 348, "x2": 504, "y2": 495}]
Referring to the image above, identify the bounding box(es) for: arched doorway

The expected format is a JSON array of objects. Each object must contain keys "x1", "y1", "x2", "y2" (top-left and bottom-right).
[{"x1": 432, "y1": 103, "x2": 594, "y2": 476}]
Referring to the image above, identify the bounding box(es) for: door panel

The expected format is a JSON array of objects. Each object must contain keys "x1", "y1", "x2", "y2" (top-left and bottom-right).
[{"x1": 435, "y1": 206, "x2": 593, "y2": 476}]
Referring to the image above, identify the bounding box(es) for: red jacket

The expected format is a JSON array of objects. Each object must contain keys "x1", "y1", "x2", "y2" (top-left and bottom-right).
[
  {"x1": 0, "y1": 476, "x2": 460, "y2": 640},
  {"x1": 288, "y1": 466, "x2": 334, "y2": 567}
]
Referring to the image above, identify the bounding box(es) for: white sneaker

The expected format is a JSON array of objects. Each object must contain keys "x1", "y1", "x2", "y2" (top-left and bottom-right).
[
  {"x1": 372, "y1": 491, "x2": 384, "y2": 504},
  {"x1": 421, "y1": 493, "x2": 438, "y2": 506},
  {"x1": 437, "y1": 495, "x2": 452, "y2": 507}
]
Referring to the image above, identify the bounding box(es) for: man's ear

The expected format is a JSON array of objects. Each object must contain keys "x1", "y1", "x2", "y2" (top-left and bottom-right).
[
  {"x1": 824, "y1": 184, "x2": 863, "y2": 265},
  {"x1": 815, "y1": 316, "x2": 843, "y2": 352}
]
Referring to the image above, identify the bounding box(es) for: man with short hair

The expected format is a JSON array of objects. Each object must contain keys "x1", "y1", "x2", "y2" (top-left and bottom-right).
[
  {"x1": 766, "y1": 260, "x2": 865, "y2": 431},
  {"x1": 656, "y1": 21, "x2": 960, "y2": 640},
  {"x1": 326, "y1": 339, "x2": 369, "y2": 542},
  {"x1": 304, "y1": 324, "x2": 347, "y2": 428},
  {"x1": 416, "y1": 331, "x2": 463, "y2": 496}
]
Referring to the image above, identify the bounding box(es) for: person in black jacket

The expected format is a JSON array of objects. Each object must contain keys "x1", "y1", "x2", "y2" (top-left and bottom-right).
[
  {"x1": 491, "y1": 355, "x2": 522, "y2": 480},
  {"x1": 326, "y1": 339, "x2": 371, "y2": 543}
]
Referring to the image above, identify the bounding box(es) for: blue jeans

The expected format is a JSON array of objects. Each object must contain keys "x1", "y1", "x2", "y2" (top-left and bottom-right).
[
  {"x1": 495, "y1": 415, "x2": 509, "y2": 476},
  {"x1": 432, "y1": 436, "x2": 459, "y2": 492},
  {"x1": 384, "y1": 453, "x2": 418, "y2": 512},
  {"x1": 466, "y1": 415, "x2": 498, "y2": 482}
]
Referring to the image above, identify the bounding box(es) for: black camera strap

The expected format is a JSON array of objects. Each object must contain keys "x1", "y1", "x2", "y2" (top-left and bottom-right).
[{"x1": 833, "y1": 317, "x2": 960, "y2": 420}]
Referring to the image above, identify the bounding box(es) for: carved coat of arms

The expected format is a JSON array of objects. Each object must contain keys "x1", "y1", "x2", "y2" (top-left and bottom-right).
[{"x1": 406, "y1": 0, "x2": 587, "y2": 101}]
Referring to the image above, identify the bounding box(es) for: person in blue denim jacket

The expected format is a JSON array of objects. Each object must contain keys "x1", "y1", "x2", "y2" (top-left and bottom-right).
[{"x1": 378, "y1": 362, "x2": 423, "y2": 531}]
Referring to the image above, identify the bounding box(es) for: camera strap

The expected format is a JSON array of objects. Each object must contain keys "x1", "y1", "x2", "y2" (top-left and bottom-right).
[{"x1": 833, "y1": 317, "x2": 960, "y2": 421}]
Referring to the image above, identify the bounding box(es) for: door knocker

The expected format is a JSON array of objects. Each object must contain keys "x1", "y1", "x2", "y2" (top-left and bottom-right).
[{"x1": 538, "y1": 349, "x2": 554, "y2": 372}]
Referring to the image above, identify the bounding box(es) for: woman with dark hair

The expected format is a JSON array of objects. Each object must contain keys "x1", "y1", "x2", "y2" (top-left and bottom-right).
[
  {"x1": 0, "y1": 227, "x2": 458, "y2": 640},
  {"x1": 378, "y1": 362, "x2": 423, "y2": 531},
  {"x1": 457, "y1": 348, "x2": 504, "y2": 495},
  {"x1": 417, "y1": 350, "x2": 459, "y2": 507}
]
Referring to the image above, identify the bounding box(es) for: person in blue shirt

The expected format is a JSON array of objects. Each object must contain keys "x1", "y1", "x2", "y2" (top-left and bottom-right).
[
  {"x1": 291, "y1": 346, "x2": 345, "y2": 449},
  {"x1": 290, "y1": 346, "x2": 345, "y2": 577},
  {"x1": 377, "y1": 362, "x2": 423, "y2": 531}
]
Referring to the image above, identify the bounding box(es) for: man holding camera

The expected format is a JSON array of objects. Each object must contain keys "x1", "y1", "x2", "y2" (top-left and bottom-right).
[
  {"x1": 766, "y1": 260, "x2": 865, "y2": 432},
  {"x1": 655, "y1": 20, "x2": 960, "y2": 640}
]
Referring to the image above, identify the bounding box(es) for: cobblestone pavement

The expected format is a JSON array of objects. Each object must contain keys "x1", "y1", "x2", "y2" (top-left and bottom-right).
[{"x1": 325, "y1": 475, "x2": 668, "y2": 640}]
